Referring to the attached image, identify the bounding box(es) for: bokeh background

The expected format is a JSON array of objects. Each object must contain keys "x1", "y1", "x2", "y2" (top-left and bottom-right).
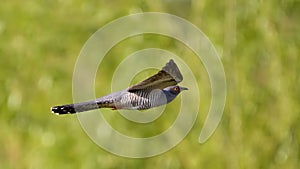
[{"x1": 1, "y1": 0, "x2": 299, "y2": 169}]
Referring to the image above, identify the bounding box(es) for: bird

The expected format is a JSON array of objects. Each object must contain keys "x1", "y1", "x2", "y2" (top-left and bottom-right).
[{"x1": 51, "y1": 59, "x2": 188, "y2": 115}]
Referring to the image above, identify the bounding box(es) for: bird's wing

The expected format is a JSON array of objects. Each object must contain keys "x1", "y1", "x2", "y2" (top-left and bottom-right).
[{"x1": 128, "y1": 59, "x2": 183, "y2": 92}]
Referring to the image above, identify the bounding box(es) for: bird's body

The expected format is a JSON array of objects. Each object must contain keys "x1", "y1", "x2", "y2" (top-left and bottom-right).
[{"x1": 51, "y1": 59, "x2": 188, "y2": 115}]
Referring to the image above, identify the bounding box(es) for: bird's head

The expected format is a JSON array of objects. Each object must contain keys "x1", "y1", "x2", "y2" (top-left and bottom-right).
[{"x1": 163, "y1": 85, "x2": 188, "y2": 103}]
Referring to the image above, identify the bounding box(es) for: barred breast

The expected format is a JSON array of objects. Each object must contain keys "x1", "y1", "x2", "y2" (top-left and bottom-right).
[{"x1": 114, "y1": 89, "x2": 167, "y2": 110}]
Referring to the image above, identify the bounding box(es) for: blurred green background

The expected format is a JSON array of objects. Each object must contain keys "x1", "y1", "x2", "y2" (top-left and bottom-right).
[{"x1": 1, "y1": 0, "x2": 299, "y2": 168}]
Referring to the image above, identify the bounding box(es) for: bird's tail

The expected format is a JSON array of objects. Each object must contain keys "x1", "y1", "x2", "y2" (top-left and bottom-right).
[
  {"x1": 51, "y1": 98, "x2": 115, "y2": 115},
  {"x1": 51, "y1": 100, "x2": 100, "y2": 115}
]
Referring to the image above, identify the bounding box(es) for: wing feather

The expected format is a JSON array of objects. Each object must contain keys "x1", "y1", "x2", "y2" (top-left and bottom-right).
[{"x1": 128, "y1": 59, "x2": 183, "y2": 92}]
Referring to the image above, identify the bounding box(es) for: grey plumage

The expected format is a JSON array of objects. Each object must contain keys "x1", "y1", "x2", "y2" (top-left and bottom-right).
[{"x1": 51, "y1": 59, "x2": 188, "y2": 115}]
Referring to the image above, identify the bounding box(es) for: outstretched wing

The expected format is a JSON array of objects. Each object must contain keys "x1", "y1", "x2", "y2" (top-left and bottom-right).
[{"x1": 128, "y1": 59, "x2": 183, "y2": 92}]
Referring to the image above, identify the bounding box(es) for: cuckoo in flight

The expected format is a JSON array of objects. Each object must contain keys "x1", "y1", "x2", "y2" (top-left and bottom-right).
[{"x1": 51, "y1": 59, "x2": 188, "y2": 115}]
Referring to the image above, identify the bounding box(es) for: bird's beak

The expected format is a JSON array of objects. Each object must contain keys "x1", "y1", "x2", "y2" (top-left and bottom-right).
[{"x1": 180, "y1": 86, "x2": 188, "y2": 91}]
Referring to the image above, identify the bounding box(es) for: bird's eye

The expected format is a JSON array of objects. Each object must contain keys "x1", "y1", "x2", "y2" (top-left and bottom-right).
[{"x1": 173, "y1": 86, "x2": 179, "y2": 92}]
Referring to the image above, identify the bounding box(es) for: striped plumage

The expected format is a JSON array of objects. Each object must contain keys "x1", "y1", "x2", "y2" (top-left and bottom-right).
[{"x1": 51, "y1": 59, "x2": 188, "y2": 115}]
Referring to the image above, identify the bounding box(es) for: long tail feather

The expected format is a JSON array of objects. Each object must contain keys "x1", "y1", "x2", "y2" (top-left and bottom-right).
[
  {"x1": 51, "y1": 98, "x2": 116, "y2": 115},
  {"x1": 51, "y1": 100, "x2": 99, "y2": 115}
]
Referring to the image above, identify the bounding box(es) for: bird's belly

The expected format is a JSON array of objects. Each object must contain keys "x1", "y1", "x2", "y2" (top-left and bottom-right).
[
  {"x1": 116, "y1": 95, "x2": 151, "y2": 110},
  {"x1": 115, "y1": 91, "x2": 167, "y2": 110}
]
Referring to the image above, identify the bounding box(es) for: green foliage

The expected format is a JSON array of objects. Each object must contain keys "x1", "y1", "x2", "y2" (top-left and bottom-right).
[{"x1": 0, "y1": 0, "x2": 299, "y2": 169}]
